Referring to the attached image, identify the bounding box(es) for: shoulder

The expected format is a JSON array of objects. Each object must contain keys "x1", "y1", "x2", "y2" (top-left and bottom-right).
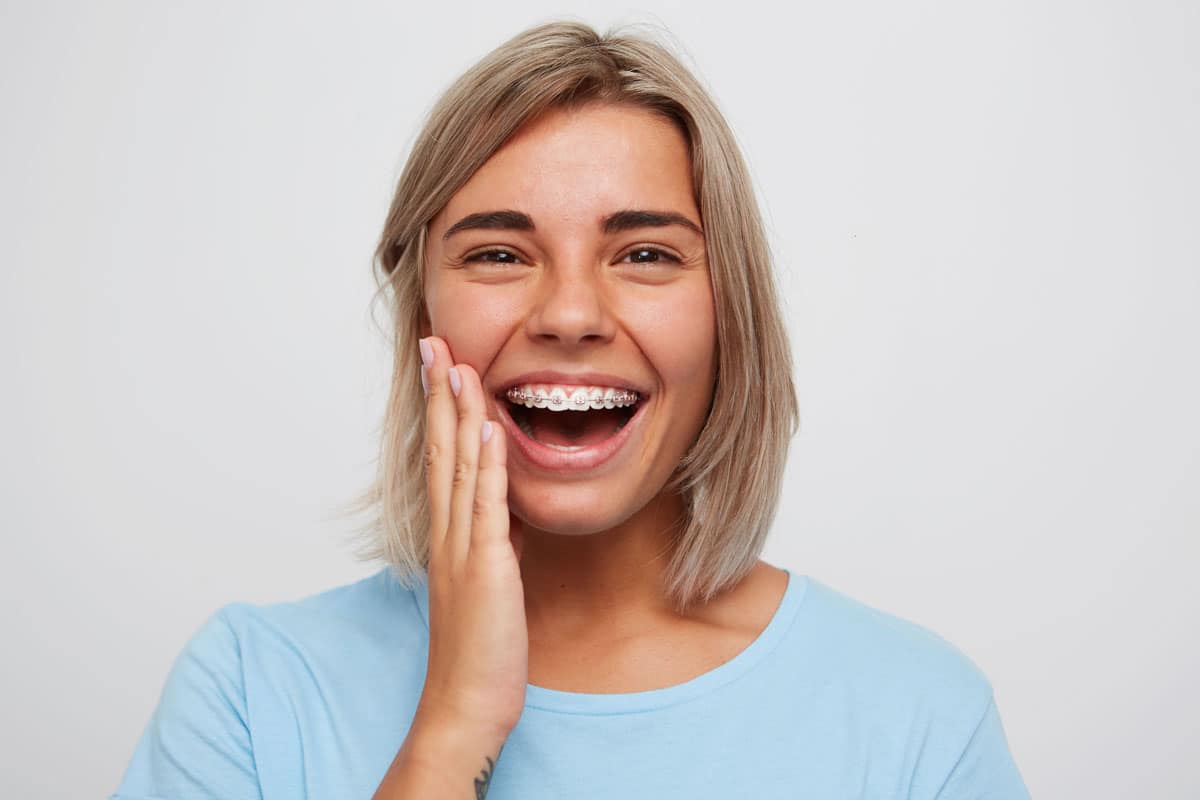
[
  {"x1": 790, "y1": 576, "x2": 1003, "y2": 778},
  {"x1": 113, "y1": 569, "x2": 425, "y2": 797},
  {"x1": 156, "y1": 567, "x2": 420, "y2": 695},
  {"x1": 790, "y1": 576, "x2": 1025, "y2": 796},
  {"x1": 141, "y1": 569, "x2": 424, "y2": 759},
  {"x1": 797, "y1": 575, "x2": 995, "y2": 703},
  {"x1": 213, "y1": 566, "x2": 426, "y2": 661}
]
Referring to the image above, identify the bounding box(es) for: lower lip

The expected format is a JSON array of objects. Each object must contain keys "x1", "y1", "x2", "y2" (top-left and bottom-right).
[{"x1": 495, "y1": 397, "x2": 649, "y2": 472}]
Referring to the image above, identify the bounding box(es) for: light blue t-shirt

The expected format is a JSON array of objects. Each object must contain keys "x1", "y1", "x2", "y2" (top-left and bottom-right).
[{"x1": 113, "y1": 566, "x2": 1031, "y2": 799}]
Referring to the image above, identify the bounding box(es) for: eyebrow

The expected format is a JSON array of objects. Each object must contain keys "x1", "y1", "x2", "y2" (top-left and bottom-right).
[{"x1": 442, "y1": 208, "x2": 703, "y2": 241}]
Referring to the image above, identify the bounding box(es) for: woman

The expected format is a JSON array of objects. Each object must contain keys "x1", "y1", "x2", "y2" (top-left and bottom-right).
[{"x1": 113, "y1": 21, "x2": 1030, "y2": 800}]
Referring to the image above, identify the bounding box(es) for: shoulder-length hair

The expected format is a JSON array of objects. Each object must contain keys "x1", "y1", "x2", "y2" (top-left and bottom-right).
[{"x1": 340, "y1": 20, "x2": 799, "y2": 615}]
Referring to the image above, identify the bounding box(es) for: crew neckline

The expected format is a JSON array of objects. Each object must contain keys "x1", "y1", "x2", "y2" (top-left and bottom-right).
[{"x1": 405, "y1": 566, "x2": 809, "y2": 715}]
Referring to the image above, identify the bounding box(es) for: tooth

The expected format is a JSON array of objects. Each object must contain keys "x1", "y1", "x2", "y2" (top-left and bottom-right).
[
  {"x1": 515, "y1": 414, "x2": 535, "y2": 438},
  {"x1": 505, "y1": 383, "x2": 640, "y2": 410}
]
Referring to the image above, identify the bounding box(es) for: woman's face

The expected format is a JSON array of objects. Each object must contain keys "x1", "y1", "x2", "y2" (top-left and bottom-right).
[{"x1": 423, "y1": 102, "x2": 716, "y2": 536}]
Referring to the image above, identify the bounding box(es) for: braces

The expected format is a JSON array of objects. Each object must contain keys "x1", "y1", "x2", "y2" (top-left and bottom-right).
[{"x1": 505, "y1": 387, "x2": 640, "y2": 407}]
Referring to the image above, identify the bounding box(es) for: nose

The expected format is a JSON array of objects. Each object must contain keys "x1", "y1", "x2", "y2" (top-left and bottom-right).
[{"x1": 524, "y1": 264, "x2": 618, "y2": 348}]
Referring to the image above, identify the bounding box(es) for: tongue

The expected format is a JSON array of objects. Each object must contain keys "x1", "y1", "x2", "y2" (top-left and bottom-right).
[{"x1": 528, "y1": 408, "x2": 625, "y2": 447}]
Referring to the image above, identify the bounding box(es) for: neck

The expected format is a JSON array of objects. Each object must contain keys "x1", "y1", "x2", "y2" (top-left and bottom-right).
[{"x1": 517, "y1": 491, "x2": 687, "y2": 640}]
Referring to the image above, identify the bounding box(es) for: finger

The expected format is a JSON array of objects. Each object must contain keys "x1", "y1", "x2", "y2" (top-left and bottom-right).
[
  {"x1": 472, "y1": 414, "x2": 510, "y2": 557},
  {"x1": 508, "y1": 511, "x2": 524, "y2": 562},
  {"x1": 423, "y1": 336, "x2": 456, "y2": 557},
  {"x1": 446, "y1": 361, "x2": 485, "y2": 567}
]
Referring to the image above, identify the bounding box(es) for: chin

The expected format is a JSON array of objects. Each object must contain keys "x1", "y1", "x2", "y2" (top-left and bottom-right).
[{"x1": 509, "y1": 482, "x2": 645, "y2": 537}]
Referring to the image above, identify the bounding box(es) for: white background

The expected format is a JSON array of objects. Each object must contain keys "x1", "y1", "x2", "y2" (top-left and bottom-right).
[{"x1": 3, "y1": 1, "x2": 1197, "y2": 798}]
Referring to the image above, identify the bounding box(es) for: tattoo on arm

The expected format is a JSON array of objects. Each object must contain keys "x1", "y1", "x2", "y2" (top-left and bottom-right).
[{"x1": 473, "y1": 744, "x2": 502, "y2": 799}]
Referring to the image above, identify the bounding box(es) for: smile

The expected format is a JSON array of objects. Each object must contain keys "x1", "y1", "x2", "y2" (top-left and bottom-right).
[{"x1": 494, "y1": 383, "x2": 648, "y2": 471}]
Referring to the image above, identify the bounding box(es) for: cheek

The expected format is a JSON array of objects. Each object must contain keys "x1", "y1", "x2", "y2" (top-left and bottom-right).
[
  {"x1": 426, "y1": 284, "x2": 525, "y2": 364},
  {"x1": 629, "y1": 284, "x2": 717, "y2": 386}
]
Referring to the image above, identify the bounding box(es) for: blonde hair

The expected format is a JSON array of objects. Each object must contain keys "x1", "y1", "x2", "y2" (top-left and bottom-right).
[{"x1": 340, "y1": 19, "x2": 799, "y2": 615}]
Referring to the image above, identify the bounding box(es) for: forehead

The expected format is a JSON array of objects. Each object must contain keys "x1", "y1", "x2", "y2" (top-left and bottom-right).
[{"x1": 432, "y1": 103, "x2": 697, "y2": 233}]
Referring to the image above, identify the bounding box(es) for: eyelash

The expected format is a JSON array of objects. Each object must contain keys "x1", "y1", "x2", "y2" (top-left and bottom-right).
[{"x1": 463, "y1": 246, "x2": 682, "y2": 266}]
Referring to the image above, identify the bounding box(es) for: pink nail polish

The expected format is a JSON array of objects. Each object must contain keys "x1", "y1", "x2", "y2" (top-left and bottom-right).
[
  {"x1": 418, "y1": 338, "x2": 433, "y2": 367},
  {"x1": 448, "y1": 366, "x2": 461, "y2": 397},
  {"x1": 420, "y1": 365, "x2": 429, "y2": 396},
  {"x1": 481, "y1": 420, "x2": 493, "y2": 443}
]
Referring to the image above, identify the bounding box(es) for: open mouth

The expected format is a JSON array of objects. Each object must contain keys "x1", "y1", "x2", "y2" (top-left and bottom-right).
[{"x1": 498, "y1": 387, "x2": 644, "y2": 451}]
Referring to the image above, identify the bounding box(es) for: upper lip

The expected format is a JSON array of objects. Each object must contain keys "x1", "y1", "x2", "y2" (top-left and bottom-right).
[{"x1": 493, "y1": 370, "x2": 650, "y2": 398}]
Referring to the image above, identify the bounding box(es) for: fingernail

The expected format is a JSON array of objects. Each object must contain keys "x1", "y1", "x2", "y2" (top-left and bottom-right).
[
  {"x1": 481, "y1": 420, "x2": 493, "y2": 443},
  {"x1": 418, "y1": 338, "x2": 433, "y2": 367},
  {"x1": 448, "y1": 366, "x2": 461, "y2": 397},
  {"x1": 420, "y1": 364, "x2": 429, "y2": 397}
]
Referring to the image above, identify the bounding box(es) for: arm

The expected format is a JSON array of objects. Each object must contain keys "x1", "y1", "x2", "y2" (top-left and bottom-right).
[
  {"x1": 933, "y1": 695, "x2": 1031, "y2": 800},
  {"x1": 112, "y1": 607, "x2": 262, "y2": 799},
  {"x1": 372, "y1": 338, "x2": 528, "y2": 799},
  {"x1": 372, "y1": 707, "x2": 509, "y2": 799}
]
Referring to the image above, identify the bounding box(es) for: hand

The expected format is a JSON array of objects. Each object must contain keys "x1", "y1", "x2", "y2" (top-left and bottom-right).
[{"x1": 415, "y1": 336, "x2": 529, "y2": 739}]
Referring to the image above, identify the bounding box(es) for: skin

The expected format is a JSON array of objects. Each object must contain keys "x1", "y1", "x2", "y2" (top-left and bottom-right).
[{"x1": 421, "y1": 101, "x2": 786, "y2": 687}]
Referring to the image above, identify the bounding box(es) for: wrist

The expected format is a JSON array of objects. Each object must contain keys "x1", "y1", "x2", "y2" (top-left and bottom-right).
[{"x1": 410, "y1": 703, "x2": 512, "y2": 756}]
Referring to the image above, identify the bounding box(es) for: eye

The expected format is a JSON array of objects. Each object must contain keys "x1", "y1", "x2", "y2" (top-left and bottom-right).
[
  {"x1": 464, "y1": 248, "x2": 524, "y2": 264},
  {"x1": 619, "y1": 246, "x2": 682, "y2": 265}
]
